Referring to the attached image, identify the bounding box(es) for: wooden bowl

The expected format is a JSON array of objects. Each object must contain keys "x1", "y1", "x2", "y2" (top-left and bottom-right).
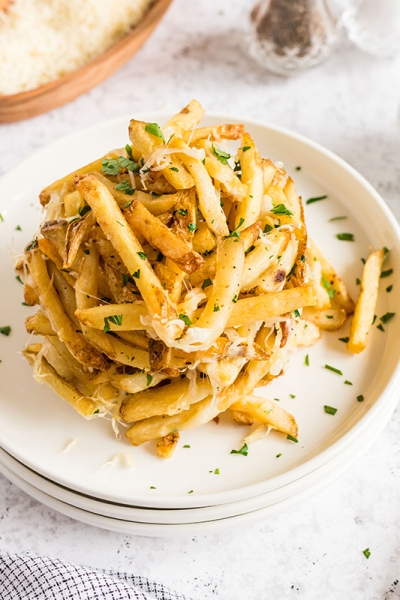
[{"x1": 0, "y1": 0, "x2": 173, "y2": 123}]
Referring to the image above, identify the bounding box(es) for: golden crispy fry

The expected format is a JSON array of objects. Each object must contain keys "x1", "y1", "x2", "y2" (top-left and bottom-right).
[
  {"x1": 124, "y1": 199, "x2": 204, "y2": 274},
  {"x1": 75, "y1": 174, "x2": 173, "y2": 320},
  {"x1": 233, "y1": 133, "x2": 263, "y2": 230},
  {"x1": 192, "y1": 222, "x2": 216, "y2": 254},
  {"x1": 227, "y1": 285, "x2": 316, "y2": 327},
  {"x1": 347, "y1": 248, "x2": 385, "y2": 354},
  {"x1": 231, "y1": 395, "x2": 298, "y2": 437},
  {"x1": 64, "y1": 190, "x2": 84, "y2": 217},
  {"x1": 25, "y1": 310, "x2": 55, "y2": 336},
  {"x1": 23, "y1": 282, "x2": 39, "y2": 306},
  {"x1": 163, "y1": 99, "x2": 205, "y2": 136},
  {"x1": 121, "y1": 377, "x2": 212, "y2": 423},
  {"x1": 187, "y1": 123, "x2": 245, "y2": 145},
  {"x1": 27, "y1": 249, "x2": 109, "y2": 371},
  {"x1": 201, "y1": 142, "x2": 247, "y2": 200},
  {"x1": 240, "y1": 230, "x2": 290, "y2": 292},
  {"x1": 302, "y1": 307, "x2": 347, "y2": 331},
  {"x1": 156, "y1": 432, "x2": 180, "y2": 459},
  {"x1": 108, "y1": 371, "x2": 167, "y2": 394},
  {"x1": 75, "y1": 303, "x2": 148, "y2": 331},
  {"x1": 309, "y1": 239, "x2": 355, "y2": 314}
]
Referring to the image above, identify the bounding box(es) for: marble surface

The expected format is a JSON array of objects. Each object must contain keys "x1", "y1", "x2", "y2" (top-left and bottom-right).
[{"x1": 1, "y1": 1, "x2": 400, "y2": 598}]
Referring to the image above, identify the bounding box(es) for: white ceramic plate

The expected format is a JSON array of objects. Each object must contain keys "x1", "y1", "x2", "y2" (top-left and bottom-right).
[
  {"x1": 0, "y1": 113, "x2": 399, "y2": 509},
  {"x1": 0, "y1": 388, "x2": 397, "y2": 528}
]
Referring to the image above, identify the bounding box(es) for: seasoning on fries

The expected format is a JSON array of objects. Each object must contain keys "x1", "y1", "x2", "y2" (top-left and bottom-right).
[{"x1": 19, "y1": 100, "x2": 386, "y2": 458}]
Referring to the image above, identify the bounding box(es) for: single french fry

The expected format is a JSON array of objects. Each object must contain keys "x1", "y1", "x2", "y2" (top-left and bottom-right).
[
  {"x1": 109, "y1": 371, "x2": 167, "y2": 394},
  {"x1": 25, "y1": 310, "x2": 55, "y2": 336},
  {"x1": 64, "y1": 190, "x2": 84, "y2": 217},
  {"x1": 75, "y1": 174, "x2": 173, "y2": 320},
  {"x1": 47, "y1": 262, "x2": 79, "y2": 327},
  {"x1": 27, "y1": 249, "x2": 109, "y2": 371},
  {"x1": 234, "y1": 133, "x2": 263, "y2": 230},
  {"x1": 231, "y1": 394, "x2": 298, "y2": 437},
  {"x1": 120, "y1": 377, "x2": 212, "y2": 423},
  {"x1": 23, "y1": 350, "x2": 97, "y2": 417},
  {"x1": 192, "y1": 222, "x2": 216, "y2": 254},
  {"x1": 307, "y1": 249, "x2": 331, "y2": 311},
  {"x1": 75, "y1": 303, "x2": 148, "y2": 331},
  {"x1": 347, "y1": 249, "x2": 385, "y2": 354},
  {"x1": 309, "y1": 239, "x2": 355, "y2": 314},
  {"x1": 187, "y1": 123, "x2": 245, "y2": 145},
  {"x1": 301, "y1": 307, "x2": 347, "y2": 331},
  {"x1": 124, "y1": 199, "x2": 204, "y2": 274},
  {"x1": 163, "y1": 99, "x2": 205, "y2": 136},
  {"x1": 227, "y1": 285, "x2": 316, "y2": 327}
]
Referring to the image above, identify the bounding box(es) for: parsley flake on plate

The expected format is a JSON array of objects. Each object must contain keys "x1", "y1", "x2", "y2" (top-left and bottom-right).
[
  {"x1": 324, "y1": 405, "x2": 338, "y2": 415},
  {"x1": 306, "y1": 195, "x2": 327, "y2": 205},
  {"x1": 230, "y1": 443, "x2": 249, "y2": 456}
]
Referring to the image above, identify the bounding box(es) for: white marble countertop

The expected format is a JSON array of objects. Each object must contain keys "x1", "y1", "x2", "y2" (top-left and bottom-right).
[{"x1": 1, "y1": 1, "x2": 400, "y2": 598}]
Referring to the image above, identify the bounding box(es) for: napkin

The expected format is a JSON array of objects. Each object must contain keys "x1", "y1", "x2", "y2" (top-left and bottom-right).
[{"x1": 0, "y1": 551, "x2": 192, "y2": 600}]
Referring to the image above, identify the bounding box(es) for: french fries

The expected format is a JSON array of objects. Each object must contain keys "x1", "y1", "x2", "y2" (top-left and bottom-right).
[{"x1": 20, "y1": 100, "x2": 365, "y2": 456}]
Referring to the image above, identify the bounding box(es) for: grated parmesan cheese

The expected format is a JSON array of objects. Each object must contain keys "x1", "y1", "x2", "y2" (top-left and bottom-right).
[{"x1": 0, "y1": 0, "x2": 151, "y2": 95}]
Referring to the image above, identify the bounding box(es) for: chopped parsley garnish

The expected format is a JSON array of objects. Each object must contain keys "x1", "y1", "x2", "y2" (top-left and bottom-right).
[
  {"x1": 300, "y1": 254, "x2": 306, "y2": 262},
  {"x1": 116, "y1": 220, "x2": 124, "y2": 227},
  {"x1": 274, "y1": 398, "x2": 280, "y2": 402},
  {"x1": 93, "y1": 409, "x2": 100, "y2": 415},
  {"x1": 177, "y1": 208, "x2": 188, "y2": 216},
  {"x1": 377, "y1": 323, "x2": 384, "y2": 332},
  {"x1": 188, "y1": 490, "x2": 194, "y2": 494},
  {"x1": 276, "y1": 453, "x2": 282, "y2": 458},
  {"x1": 290, "y1": 394, "x2": 296, "y2": 399},
  {"x1": 212, "y1": 144, "x2": 230, "y2": 165},
  {"x1": 336, "y1": 233, "x2": 355, "y2": 241},
  {"x1": 329, "y1": 216, "x2": 347, "y2": 222},
  {"x1": 293, "y1": 309, "x2": 300, "y2": 318},
  {"x1": 344, "y1": 380, "x2": 353, "y2": 385},
  {"x1": 214, "y1": 468, "x2": 220, "y2": 474},
  {"x1": 361, "y1": 258, "x2": 366, "y2": 264},
  {"x1": 295, "y1": 166, "x2": 301, "y2": 171},
  {"x1": 0, "y1": 214, "x2": 3, "y2": 222},
  {"x1": 357, "y1": 395, "x2": 364, "y2": 402},
  {"x1": 170, "y1": 166, "x2": 179, "y2": 172},
  {"x1": 137, "y1": 251, "x2": 147, "y2": 260},
  {"x1": 179, "y1": 313, "x2": 192, "y2": 326},
  {"x1": 245, "y1": 245, "x2": 255, "y2": 255},
  {"x1": 150, "y1": 486, "x2": 156, "y2": 489},
  {"x1": 0, "y1": 326, "x2": 11, "y2": 336},
  {"x1": 271, "y1": 203, "x2": 293, "y2": 217},
  {"x1": 78, "y1": 205, "x2": 91, "y2": 217},
  {"x1": 263, "y1": 224, "x2": 273, "y2": 234},
  {"x1": 213, "y1": 303, "x2": 220, "y2": 312},
  {"x1": 380, "y1": 312, "x2": 395, "y2": 324},
  {"x1": 102, "y1": 156, "x2": 140, "y2": 175},
  {"x1": 26, "y1": 238, "x2": 38, "y2": 251},
  {"x1": 202, "y1": 158, "x2": 206, "y2": 165},
  {"x1": 123, "y1": 201, "x2": 132, "y2": 208},
  {"x1": 146, "y1": 374, "x2": 153, "y2": 387},
  {"x1": 83, "y1": 249, "x2": 90, "y2": 255},
  {"x1": 188, "y1": 223, "x2": 197, "y2": 232},
  {"x1": 183, "y1": 445, "x2": 191, "y2": 448},
  {"x1": 363, "y1": 548, "x2": 371, "y2": 559},
  {"x1": 15, "y1": 275, "x2": 23, "y2": 284},
  {"x1": 145, "y1": 122, "x2": 165, "y2": 143},
  {"x1": 232, "y1": 294, "x2": 238, "y2": 303},
  {"x1": 305, "y1": 354, "x2": 310, "y2": 366},
  {"x1": 122, "y1": 274, "x2": 130, "y2": 288},
  {"x1": 125, "y1": 144, "x2": 133, "y2": 159},
  {"x1": 227, "y1": 218, "x2": 245, "y2": 238},
  {"x1": 372, "y1": 315, "x2": 377, "y2": 325},
  {"x1": 324, "y1": 405, "x2": 337, "y2": 415},
  {"x1": 322, "y1": 275, "x2": 335, "y2": 299},
  {"x1": 287, "y1": 434, "x2": 298, "y2": 443},
  {"x1": 230, "y1": 443, "x2": 249, "y2": 456},
  {"x1": 383, "y1": 246, "x2": 390, "y2": 255},
  {"x1": 115, "y1": 180, "x2": 135, "y2": 195},
  {"x1": 324, "y1": 364, "x2": 343, "y2": 375},
  {"x1": 103, "y1": 315, "x2": 123, "y2": 332},
  {"x1": 386, "y1": 285, "x2": 393, "y2": 292},
  {"x1": 380, "y1": 269, "x2": 393, "y2": 278},
  {"x1": 242, "y1": 146, "x2": 251, "y2": 152},
  {"x1": 201, "y1": 278, "x2": 212, "y2": 290},
  {"x1": 132, "y1": 269, "x2": 140, "y2": 279},
  {"x1": 15, "y1": 225, "x2": 22, "y2": 231},
  {"x1": 306, "y1": 195, "x2": 328, "y2": 204},
  {"x1": 356, "y1": 278, "x2": 361, "y2": 285}
]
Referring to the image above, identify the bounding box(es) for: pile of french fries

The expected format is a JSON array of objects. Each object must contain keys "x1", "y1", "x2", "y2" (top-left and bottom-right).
[{"x1": 17, "y1": 100, "x2": 383, "y2": 458}]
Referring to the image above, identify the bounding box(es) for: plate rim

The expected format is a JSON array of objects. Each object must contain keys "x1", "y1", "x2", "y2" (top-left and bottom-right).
[{"x1": 1, "y1": 111, "x2": 400, "y2": 508}]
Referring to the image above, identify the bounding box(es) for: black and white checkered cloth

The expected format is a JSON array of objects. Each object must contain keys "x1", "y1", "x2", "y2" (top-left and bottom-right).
[{"x1": 0, "y1": 551, "x2": 192, "y2": 600}]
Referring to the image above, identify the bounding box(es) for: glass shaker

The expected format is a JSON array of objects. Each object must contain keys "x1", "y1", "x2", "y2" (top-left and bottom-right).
[{"x1": 248, "y1": 0, "x2": 339, "y2": 76}]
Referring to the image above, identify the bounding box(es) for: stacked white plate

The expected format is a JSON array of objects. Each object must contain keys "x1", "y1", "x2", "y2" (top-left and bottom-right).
[{"x1": 0, "y1": 114, "x2": 399, "y2": 536}]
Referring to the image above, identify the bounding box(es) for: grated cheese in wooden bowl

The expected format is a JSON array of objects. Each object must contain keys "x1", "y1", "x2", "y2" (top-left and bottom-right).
[{"x1": 0, "y1": 0, "x2": 152, "y2": 95}]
